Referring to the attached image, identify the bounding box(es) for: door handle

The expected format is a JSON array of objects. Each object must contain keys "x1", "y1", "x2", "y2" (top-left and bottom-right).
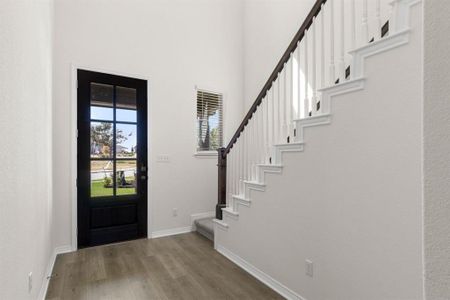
[{"x1": 141, "y1": 175, "x2": 147, "y2": 180}]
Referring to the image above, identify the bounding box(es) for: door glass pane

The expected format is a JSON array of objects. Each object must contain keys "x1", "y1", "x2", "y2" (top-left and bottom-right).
[
  {"x1": 116, "y1": 123, "x2": 137, "y2": 158},
  {"x1": 116, "y1": 160, "x2": 137, "y2": 196},
  {"x1": 91, "y1": 160, "x2": 114, "y2": 197},
  {"x1": 91, "y1": 83, "x2": 113, "y2": 120},
  {"x1": 91, "y1": 122, "x2": 114, "y2": 158},
  {"x1": 116, "y1": 86, "x2": 137, "y2": 122}
]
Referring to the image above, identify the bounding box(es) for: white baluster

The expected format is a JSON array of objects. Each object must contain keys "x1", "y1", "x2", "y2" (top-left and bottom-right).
[
  {"x1": 296, "y1": 41, "x2": 301, "y2": 119},
  {"x1": 239, "y1": 138, "x2": 243, "y2": 194},
  {"x1": 259, "y1": 105, "x2": 264, "y2": 164},
  {"x1": 232, "y1": 145, "x2": 236, "y2": 197},
  {"x1": 277, "y1": 73, "x2": 282, "y2": 143},
  {"x1": 254, "y1": 112, "x2": 259, "y2": 170},
  {"x1": 248, "y1": 126, "x2": 251, "y2": 181},
  {"x1": 231, "y1": 150, "x2": 234, "y2": 199},
  {"x1": 243, "y1": 131, "x2": 247, "y2": 186},
  {"x1": 237, "y1": 139, "x2": 241, "y2": 194},
  {"x1": 362, "y1": 0, "x2": 369, "y2": 44},
  {"x1": 289, "y1": 53, "x2": 294, "y2": 136},
  {"x1": 311, "y1": 19, "x2": 318, "y2": 115},
  {"x1": 231, "y1": 146, "x2": 235, "y2": 197},
  {"x1": 304, "y1": 29, "x2": 309, "y2": 118},
  {"x1": 390, "y1": 1, "x2": 398, "y2": 34},
  {"x1": 349, "y1": 0, "x2": 356, "y2": 80},
  {"x1": 375, "y1": 0, "x2": 381, "y2": 40},
  {"x1": 247, "y1": 121, "x2": 251, "y2": 181},
  {"x1": 351, "y1": 0, "x2": 356, "y2": 50},
  {"x1": 285, "y1": 58, "x2": 291, "y2": 141},
  {"x1": 253, "y1": 114, "x2": 257, "y2": 178},
  {"x1": 236, "y1": 142, "x2": 239, "y2": 195},
  {"x1": 226, "y1": 152, "x2": 230, "y2": 204},
  {"x1": 265, "y1": 94, "x2": 270, "y2": 163},
  {"x1": 338, "y1": 0, "x2": 345, "y2": 82},
  {"x1": 282, "y1": 65, "x2": 288, "y2": 142},
  {"x1": 261, "y1": 103, "x2": 266, "y2": 162},
  {"x1": 250, "y1": 119, "x2": 254, "y2": 180},
  {"x1": 320, "y1": 4, "x2": 325, "y2": 89},
  {"x1": 271, "y1": 85, "x2": 275, "y2": 151},
  {"x1": 248, "y1": 120, "x2": 252, "y2": 181},
  {"x1": 329, "y1": 0, "x2": 336, "y2": 85},
  {"x1": 244, "y1": 124, "x2": 250, "y2": 180}
]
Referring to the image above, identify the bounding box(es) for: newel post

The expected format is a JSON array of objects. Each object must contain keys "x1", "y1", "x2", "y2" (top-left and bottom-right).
[{"x1": 216, "y1": 147, "x2": 227, "y2": 220}]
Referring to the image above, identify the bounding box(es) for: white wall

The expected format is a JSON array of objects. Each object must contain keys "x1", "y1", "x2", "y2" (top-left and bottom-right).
[
  {"x1": 243, "y1": 0, "x2": 316, "y2": 110},
  {"x1": 424, "y1": 0, "x2": 450, "y2": 299},
  {"x1": 217, "y1": 3, "x2": 424, "y2": 300},
  {"x1": 52, "y1": 0, "x2": 244, "y2": 247},
  {"x1": 0, "y1": 0, "x2": 54, "y2": 299}
]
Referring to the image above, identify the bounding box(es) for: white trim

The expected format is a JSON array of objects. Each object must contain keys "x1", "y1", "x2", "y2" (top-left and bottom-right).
[
  {"x1": 70, "y1": 64, "x2": 153, "y2": 250},
  {"x1": 190, "y1": 211, "x2": 215, "y2": 230},
  {"x1": 193, "y1": 151, "x2": 218, "y2": 158},
  {"x1": 213, "y1": 218, "x2": 229, "y2": 230},
  {"x1": 222, "y1": 207, "x2": 239, "y2": 219},
  {"x1": 150, "y1": 226, "x2": 192, "y2": 239},
  {"x1": 232, "y1": 194, "x2": 251, "y2": 208},
  {"x1": 216, "y1": 245, "x2": 308, "y2": 300},
  {"x1": 349, "y1": 29, "x2": 410, "y2": 79},
  {"x1": 38, "y1": 245, "x2": 73, "y2": 300}
]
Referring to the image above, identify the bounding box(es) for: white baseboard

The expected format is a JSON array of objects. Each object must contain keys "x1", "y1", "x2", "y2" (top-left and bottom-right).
[
  {"x1": 150, "y1": 226, "x2": 192, "y2": 238},
  {"x1": 38, "y1": 245, "x2": 73, "y2": 300},
  {"x1": 216, "y1": 244, "x2": 307, "y2": 300},
  {"x1": 190, "y1": 211, "x2": 215, "y2": 230}
]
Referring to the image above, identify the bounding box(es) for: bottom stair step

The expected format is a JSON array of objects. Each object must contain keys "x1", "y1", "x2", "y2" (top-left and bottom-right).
[{"x1": 194, "y1": 217, "x2": 214, "y2": 241}]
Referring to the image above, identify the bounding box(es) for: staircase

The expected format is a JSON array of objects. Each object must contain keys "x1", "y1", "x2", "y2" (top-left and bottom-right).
[
  {"x1": 213, "y1": 0, "x2": 421, "y2": 297},
  {"x1": 194, "y1": 217, "x2": 214, "y2": 241},
  {"x1": 214, "y1": 0, "x2": 419, "y2": 227}
]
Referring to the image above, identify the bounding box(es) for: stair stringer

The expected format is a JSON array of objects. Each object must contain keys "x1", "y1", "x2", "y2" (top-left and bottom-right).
[
  {"x1": 215, "y1": 0, "x2": 420, "y2": 231},
  {"x1": 223, "y1": 142, "x2": 304, "y2": 219}
]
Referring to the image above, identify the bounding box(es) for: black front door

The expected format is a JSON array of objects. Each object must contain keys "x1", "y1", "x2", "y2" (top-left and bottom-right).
[{"x1": 77, "y1": 70, "x2": 148, "y2": 248}]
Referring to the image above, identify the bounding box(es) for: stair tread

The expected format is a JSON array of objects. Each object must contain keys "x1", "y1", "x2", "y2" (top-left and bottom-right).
[
  {"x1": 274, "y1": 142, "x2": 304, "y2": 146},
  {"x1": 213, "y1": 218, "x2": 229, "y2": 228},
  {"x1": 194, "y1": 217, "x2": 214, "y2": 233},
  {"x1": 243, "y1": 180, "x2": 265, "y2": 186},
  {"x1": 257, "y1": 164, "x2": 283, "y2": 167},
  {"x1": 293, "y1": 113, "x2": 331, "y2": 122},
  {"x1": 222, "y1": 207, "x2": 239, "y2": 216},
  {"x1": 232, "y1": 194, "x2": 250, "y2": 202}
]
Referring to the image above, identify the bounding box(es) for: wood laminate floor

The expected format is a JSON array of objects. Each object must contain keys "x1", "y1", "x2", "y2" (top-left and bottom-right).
[{"x1": 46, "y1": 232, "x2": 284, "y2": 300}]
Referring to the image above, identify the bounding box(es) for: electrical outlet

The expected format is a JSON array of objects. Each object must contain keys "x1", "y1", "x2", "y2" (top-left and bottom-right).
[
  {"x1": 28, "y1": 272, "x2": 33, "y2": 292},
  {"x1": 305, "y1": 260, "x2": 314, "y2": 277},
  {"x1": 173, "y1": 208, "x2": 178, "y2": 217}
]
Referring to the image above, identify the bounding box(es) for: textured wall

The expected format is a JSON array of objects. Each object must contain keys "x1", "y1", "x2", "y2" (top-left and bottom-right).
[
  {"x1": 424, "y1": 0, "x2": 450, "y2": 298},
  {"x1": 0, "y1": 0, "x2": 54, "y2": 298}
]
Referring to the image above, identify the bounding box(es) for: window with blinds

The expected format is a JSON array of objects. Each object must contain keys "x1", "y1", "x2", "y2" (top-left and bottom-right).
[{"x1": 196, "y1": 89, "x2": 223, "y2": 152}]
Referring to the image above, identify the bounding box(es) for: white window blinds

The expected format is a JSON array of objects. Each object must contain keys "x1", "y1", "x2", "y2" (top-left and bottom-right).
[{"x1": 196, "y1": 89, "x2": 223, "y2": 152}]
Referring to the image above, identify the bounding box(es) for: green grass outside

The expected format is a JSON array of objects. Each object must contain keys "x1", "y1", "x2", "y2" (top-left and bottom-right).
[{"x1": 91, "y1": 178, "x2": 136, "y2": 197}]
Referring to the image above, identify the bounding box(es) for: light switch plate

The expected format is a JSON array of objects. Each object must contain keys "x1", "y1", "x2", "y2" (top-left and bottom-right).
[{"x1": 156, "y1": 155, "x2": 170, "y2": 163}]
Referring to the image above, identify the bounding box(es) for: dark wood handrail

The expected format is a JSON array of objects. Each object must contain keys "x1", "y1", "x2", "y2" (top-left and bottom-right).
[{"x1": 223, "y1": 0, "x2": 327, "y2": 157}]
